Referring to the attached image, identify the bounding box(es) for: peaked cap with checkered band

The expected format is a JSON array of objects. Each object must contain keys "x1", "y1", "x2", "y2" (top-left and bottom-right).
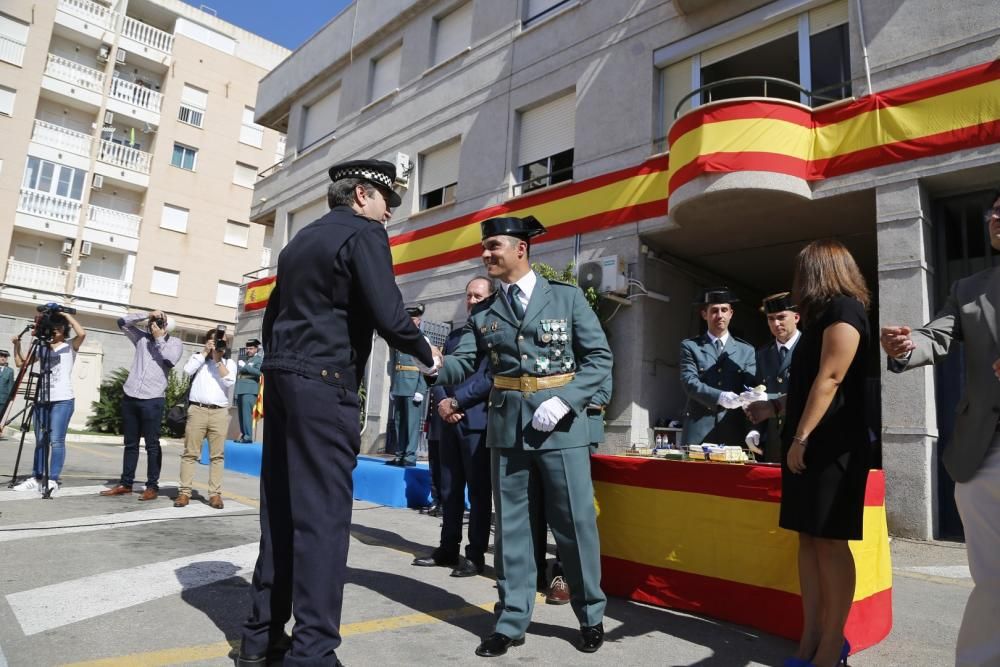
[{"x1": 328, "y1": 159, "x2": 402, "y2": 207}]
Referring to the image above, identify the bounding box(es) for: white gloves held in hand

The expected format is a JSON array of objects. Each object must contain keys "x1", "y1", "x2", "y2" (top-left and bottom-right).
[
  {"x1": 745, "y1": 430, "x2": 763, "y2": 455},
  {"x1": 237, "y1": 360, "x2": 246, "y2": 368},
  {"x1": 413, "y1": 392, "x2": 424, "y2": 405},
  {"x1": 532, "y1": 397, "x2": 571, "y2": 432},
  {"x1": 717, "y1": 391, "x2": 743, "y2": 410}
]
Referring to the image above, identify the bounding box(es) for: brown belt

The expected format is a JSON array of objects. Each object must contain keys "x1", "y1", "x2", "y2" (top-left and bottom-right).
[
  {"x1": 493, "y1": 373, "x2": 574, "y2": 394},
  {"x1": 190, "y1": 402, "x2": 226, "y2": 409},
  {"x1": 395, "y1": 365, "x2": 419, "y2": 372}
]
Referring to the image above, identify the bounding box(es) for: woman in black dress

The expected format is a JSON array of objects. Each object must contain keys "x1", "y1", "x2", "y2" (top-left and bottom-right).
[{"x1": 749, "y1": 239, "x2": 871, "y2": 667}]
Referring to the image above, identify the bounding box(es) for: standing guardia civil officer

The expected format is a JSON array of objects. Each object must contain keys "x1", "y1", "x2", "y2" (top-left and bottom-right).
[
  {"x1": 235, "y1": 338, "x2": 263, "y2": 443},
  {"x1": 745, "y1": 292, "x2": 801, "y2": 462},
  {"x1": 238, "y1": 159, "x2": 433, "y2": 667},
  {"x1": 680, "y1": 287, "x2": 756, "y2": 447},
  {"x1": 433, "y1": 216, "x2": 612, "y2": 657},
  {"x1": 387, "y1": 304, "x2": 429, "y2": 467},
  {"x1": 0, "y1": 349, "x2": 14, "y2": 417}
]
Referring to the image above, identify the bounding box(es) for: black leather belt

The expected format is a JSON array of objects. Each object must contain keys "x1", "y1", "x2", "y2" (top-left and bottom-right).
[{"x1": 190, "y1": 402, "x2": 226, "y2": 409}]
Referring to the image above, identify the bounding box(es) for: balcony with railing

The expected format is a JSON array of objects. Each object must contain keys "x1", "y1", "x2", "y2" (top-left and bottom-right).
[
  {"x1": 17, "y1": 189, "x2": 82, "y2": 225},
  {"x1": 121, "y1": 15, "x2": 174, "y2": 55},
  {"x1": 108, "y1": 77, "x2": 163, "y2": 115},
  {"x1": 43, "y1": 53, "x2": 105, "y2": 102},
  {"x1": 74, "y1": 271, "x2": 131, "y2": 303},
  {"x1": 98, "y1": 139, "x2": 152, "y2": 174},
  {"x1": 0, "y1": 34, "x2": 26, "y2": 67},
  {"x1": 31, "y1": 120, "x2": 94, "y2": 158},
  {"x1": 87, "y1": 204, "x2": 141, "y2": 238},
  {"x1": 4, "y1": 259, "x2": 69, "y2": 295},
  {"x1": 56, "y1": 0, "x2": 116, "y2": 31}
]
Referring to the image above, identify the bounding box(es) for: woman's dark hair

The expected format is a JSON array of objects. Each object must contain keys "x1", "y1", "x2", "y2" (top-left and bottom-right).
[
  {"x1": 791, "y1": 238, "x2": 871, "y2": 323},
  {"x1": 50, "y1": 313, "x2": 71, "y2": 338}
]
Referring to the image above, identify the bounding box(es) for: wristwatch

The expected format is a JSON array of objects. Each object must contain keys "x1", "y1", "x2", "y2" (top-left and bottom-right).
[{"x1": 448, "y1": 397, "x2": 460, "y2": 411}]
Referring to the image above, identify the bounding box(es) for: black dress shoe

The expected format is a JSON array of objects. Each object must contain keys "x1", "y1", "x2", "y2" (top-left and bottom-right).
[
  {"x1": 450, "y1": 556, "x2": 484, "y2": 577},
  {"x1": 475, "y1": 632, "x2": 524, "y2": 657},
  {"x1": 578, "y1": 623, "x2": 604, "y2": 653},
  {"x1": 412, "y1": 550, "x2": 459, "y2": 568},
  {"x1": 236, "y1": 633, "x2": 292, "y2": 666},
  {"x1": 385, "y1": 459, "x2": 401, "y2": 466}
]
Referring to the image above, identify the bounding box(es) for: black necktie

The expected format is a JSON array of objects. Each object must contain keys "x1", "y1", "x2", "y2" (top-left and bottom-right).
[
  {"x1": 779, "y1": 345, "x2": 788, "y2": 363},
  {"x1": 507, "y1": 285, "x2": 524, "y2": 320}
]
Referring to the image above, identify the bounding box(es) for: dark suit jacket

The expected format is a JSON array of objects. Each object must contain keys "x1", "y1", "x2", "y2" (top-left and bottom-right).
[
  {"x1": 430, "y1": 328, "x2": 491, "y2": 434},
  {"x1": 261, "y1": 206, "x2": 432, "y2": 390},
  {"x1": 680, "y1": 332, "x2": 756, "y2": 446},
  {"x1": 889, "y1": 266, "x2": 1000, "y2": 482}
]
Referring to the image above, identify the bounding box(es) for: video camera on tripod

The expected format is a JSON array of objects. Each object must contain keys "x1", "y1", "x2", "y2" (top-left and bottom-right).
[{"x1": 33, "y1": 303, "x2": 75, "y2": 343}]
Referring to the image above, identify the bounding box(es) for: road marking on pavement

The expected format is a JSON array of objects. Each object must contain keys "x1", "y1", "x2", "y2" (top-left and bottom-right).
[
  {"x1": 0, "y1": 640, "x2": 8, "y2": 667},
  {"x1": 7, "y1": 542, "x2": 260, "y2": 636},
  {"x1": 0, "y1": 497, "x2": 251, "y2": 542}
]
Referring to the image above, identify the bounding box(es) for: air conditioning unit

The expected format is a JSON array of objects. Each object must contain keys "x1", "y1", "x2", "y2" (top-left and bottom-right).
[
  {"x1": 97, "y1": 44, "x2": 111, "y2": 62},
  {"x1": 80, "y1": 241, "x2": 93, "y2": 256},
  {"x1": 61, "y1": 239, "x2": 74, "y2": 256},
  {"x1": 92, "y1": 174, "x2": 104, "y2": 189},
  {"x1": 115, "y1": 48, "x2": 127, "y2": 63},
  {"x1": 103, "y1": 110, "x2": 114, "y2": 125},
  {"x1": 578, "y1": 255, "x2": 627, "y2": 296},
  {"x1": 394, "y1": 152, "x2": 412, "y2": 187}
]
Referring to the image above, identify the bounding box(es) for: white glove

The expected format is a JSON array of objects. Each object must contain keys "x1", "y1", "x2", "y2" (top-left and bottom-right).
[
  {"x1": 237, "y1": 360, "x2": 246, "y2": 368},
  {"x1": 739, "y1": 389, "x2": 768, "y2": 406},
  {"x1": 413, "y1": 392, "x2": 424, "y2": 404},
  {"x1": 717, "y1": 391, "x2": 742, "y2": 410},
  {"x1": 531, "y1": 397, "x2": 571, "y2": 432},
  {"x1": 745, "y1": 430, "x2": 763, "y2": 456}
]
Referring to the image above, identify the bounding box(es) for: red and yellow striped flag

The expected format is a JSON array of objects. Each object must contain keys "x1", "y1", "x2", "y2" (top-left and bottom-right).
[
  {"x1": 244, "y1": 275, "x2": 276, "y2": 312},
  {"x1": 252, "y1": 374, "x2": 264, "y2": 424}
]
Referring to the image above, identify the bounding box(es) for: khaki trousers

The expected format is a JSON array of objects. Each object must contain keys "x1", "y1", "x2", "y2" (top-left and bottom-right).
[
  {"x1": 954, "y1": 438, "x2": 1000, "y2": 667},
  {"x1": 180, "y1": 404, "x2": 229, "y2": 497}
]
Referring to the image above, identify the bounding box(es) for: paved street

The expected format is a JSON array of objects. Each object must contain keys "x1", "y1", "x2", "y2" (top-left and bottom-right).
[{"x1": 0, "y1": 433, "x2": 971, "y2": 666}]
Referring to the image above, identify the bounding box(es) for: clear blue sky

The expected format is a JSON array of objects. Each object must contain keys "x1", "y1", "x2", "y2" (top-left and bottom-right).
[{"x1": 179, "y1": 0, "x2": 355, "y2": 50}]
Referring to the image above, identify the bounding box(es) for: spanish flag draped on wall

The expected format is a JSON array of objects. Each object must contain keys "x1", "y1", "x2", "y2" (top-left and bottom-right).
[{"x1": 252, "y1": 375, "x2": 264, "y2": 426}]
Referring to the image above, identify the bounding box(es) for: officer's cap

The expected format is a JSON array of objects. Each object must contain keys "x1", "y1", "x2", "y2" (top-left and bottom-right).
[
  {"x1": 760, "y1": 292, "x2": 797, "y2": 314},
  {"x1": 0, "y1": 350, "x2": 8, "y2": 357},
  {"x1": 694, "y1": 287, "x2": 739, "y2": 306},
  {"x1": 328, "y1": 159, "x2": 402, "y2": 207},
  {"x1": 480, "y1": 215, "x2": 546, "y2": 242},
  {"x1": 405, "y1": 303, "x2": 425, "y2": 317},
  {"x1": 245, "y1": 339, "x2": 261, "y2": 347}
]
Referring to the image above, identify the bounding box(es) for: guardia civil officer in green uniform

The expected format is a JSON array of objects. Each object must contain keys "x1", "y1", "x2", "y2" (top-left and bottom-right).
[
  {"x1": 744, "y1": 292, "x2": 800, "y2": 462},
  {"x1": 432, "y1": 215, "x2": 613, "y2": 657},
  {"x1": 387, "y1": 304, "x2": 429, "y2": 467},
  {"x1": 0, "y1": 350, "x2": 15, "y2": 417},
  {"x1": 680, "y1": 287, "x2": 757, "y2": 447},
  {"x1": 235, "y1": 339, "x2": 263, "y2": 443}
]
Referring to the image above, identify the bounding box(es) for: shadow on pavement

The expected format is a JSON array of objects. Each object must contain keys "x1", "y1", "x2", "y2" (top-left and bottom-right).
[{"x1": 176, "y1": 561, "x2": 249, "y2": 643}]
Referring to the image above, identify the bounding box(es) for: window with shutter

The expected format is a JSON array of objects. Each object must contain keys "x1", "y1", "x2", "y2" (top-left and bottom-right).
[
  {"x1": 150, "y1": 267, "x2": 179, "y2": 296},
  {"x1": 419, "y1": 141, "x2": 460, "y2": 210},
  {"x1": 0, "y1": 13, "x2": 29, "y2": 66},
  {"x1": 233, "y1": 162, "x2": 257, "y2": 188},
  {"x1": 216, "y1": 281, "x2": 239, "y2": 308},
  {"x1": 160, "y1": 204, "x2": 189, "y2": 233},
  {"x1": 224, "y1": 220, "x2": 250, "y2": 247},
  {"x1": 301, "y1": 86, "x2": 341, "y2": 150},
  {"x1": 0, "y1": 85, "x2": 14, "y2": 116},
  {"x1": 288, "y1": 198, "x2": 328, "y2": 240},
  {"x1": 433, "y1": 3, "x2": 472, "y2": 66},
  {"x1": 178, "y1": 84, "x2": 208, "y2": 127},
  {"x1": 516, "y1": 93, "x2": 575, "y2": 195},
  {"x1": 370, "y1": 45, "x2": 402, "y2": 103}
]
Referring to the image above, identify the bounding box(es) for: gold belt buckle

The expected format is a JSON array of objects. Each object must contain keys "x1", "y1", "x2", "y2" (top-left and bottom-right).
[{"x1": 520, "y1": 375, "x2": 538, "y2": 395}]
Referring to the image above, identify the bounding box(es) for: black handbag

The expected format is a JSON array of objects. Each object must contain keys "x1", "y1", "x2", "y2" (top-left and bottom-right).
[{"x1": 164, "y1": 378, "x2": 192, "y2": 437}]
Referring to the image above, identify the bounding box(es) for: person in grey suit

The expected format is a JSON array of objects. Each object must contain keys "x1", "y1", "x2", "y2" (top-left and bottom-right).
[
  {"x1": 745, "y1": 292, "x2": 800, "y2": 462},
  {"x1": 881, "y1": 191, "x2": 1000, "y2": 667},
  {"x1": 680, "y1": 287, "x2": 757, "y2": 447}
]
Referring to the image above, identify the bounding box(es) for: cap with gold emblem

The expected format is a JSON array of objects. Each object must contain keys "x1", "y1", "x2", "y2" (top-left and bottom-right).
[
  {"x1": 759, "y1": 291, "x2": 797, "y2": 314},
  {"x1": 480, "y1": 215, "x2": 546, "y2": 241},
  {"x1": 694, "y1": 286, "x2": 739, "y2": 306}
]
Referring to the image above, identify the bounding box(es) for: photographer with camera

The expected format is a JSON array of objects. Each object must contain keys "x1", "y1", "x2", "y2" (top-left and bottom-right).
[
  {"x1": 100, "y1": 310, "x2": 183, "y2": 501},
  {"x1": 11, "y1": 305, "x2": 86, "y2": 494},
  {"x1": 174, "y1": 327, "x2": 236, "y2": 509}
]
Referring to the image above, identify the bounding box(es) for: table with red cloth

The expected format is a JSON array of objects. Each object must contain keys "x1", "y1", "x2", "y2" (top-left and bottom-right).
[{"x1": 592, "y1": 455, "x2": 892, "y2": 652}]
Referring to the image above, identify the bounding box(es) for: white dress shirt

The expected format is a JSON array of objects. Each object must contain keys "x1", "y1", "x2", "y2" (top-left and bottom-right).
[
  {"x1": 707, "y1": 331, "x2": 731, "y2": 349},
  {"x1": 499, "y1": 270, "x2": 537, "y2": 312},
  {"x1": 184, "y1": 353, "x2": 236, "y2": 407},
  {"x1": 776, "y1": 329, "x2": 801, "y2": 355}
]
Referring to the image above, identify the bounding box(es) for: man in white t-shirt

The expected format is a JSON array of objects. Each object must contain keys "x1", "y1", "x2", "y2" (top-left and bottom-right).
[{"x1": 174, "y1": 328, "x2": 236, "y2": 509}]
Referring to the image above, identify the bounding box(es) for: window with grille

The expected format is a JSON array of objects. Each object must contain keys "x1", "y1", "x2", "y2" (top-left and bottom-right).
[{"x1": 178, "y1": 84, "x2": 207, "y2": 128}]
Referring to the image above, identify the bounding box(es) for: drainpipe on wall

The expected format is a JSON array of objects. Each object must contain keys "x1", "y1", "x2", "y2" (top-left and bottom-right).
[{"x1": 854, "y1": 0, "x2": 874, "y2": 95}]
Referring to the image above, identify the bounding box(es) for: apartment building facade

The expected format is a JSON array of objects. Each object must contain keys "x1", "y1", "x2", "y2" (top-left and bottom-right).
[
  {"x1": 244, "y1": 0, "x2": 1000, "y2": 538},
  {"x1": 0, "y1": 0, "x2": 288, "y2": 425}
]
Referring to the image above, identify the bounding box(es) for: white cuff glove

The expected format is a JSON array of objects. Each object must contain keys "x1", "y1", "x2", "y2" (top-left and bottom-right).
[
  {"x1": 237, "y1": 360, "x2": 246, "y2": 368},
  {"x1": 717, "y1": 391, "x2": 742, "y2": 410},
  {"x1": 531, "y1": 397, "x2": 571, "y2": 432},
  {"x1": 745, "y1": 430, "x2": 763, "y2": 455},
  {"x1": 413, "y1": 392, "x2": 424, "y2": 404},
  {"x1": 739, "y1": 389, "x2": 768, "y2": 406}
]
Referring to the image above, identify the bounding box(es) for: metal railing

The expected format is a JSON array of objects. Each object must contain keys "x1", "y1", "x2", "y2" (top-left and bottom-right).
[
  {"x1": 121, "y1": 15, "x2": 174, "y2": 54},
  {"x1": 44, "y1": 53, "x2": 105, "y2": 92},
  {"x1": 31, "y1": 120, "x2": 94, "y2": 157},
  {"x1": 74, "y1": 272, "x2": 131, "y2": 303},
  {"x1": 87, "y1": 204, "x2": 141, "y2": 237},
  {"x1": 98, "y1": 138, "x2": 152, "y2": 174},
  {"x1": 257, "y1": 160, "x2": 285, "y2": 180},
  {"x1": 0, "y1": 35, "x2": 25, "y2": 67},
  {"x1": 4, "y1": 259, "x2": 68, "y2": 294},
  {"x1": 109, "y1": 77, "x2": 163, "y2": 114},
  {"x1": 17, "y1": 188, "x2": 82, "y2": 224},
  {"x1": 673, "y1": 76, "x2": 851, "y2": 118},
  {"x1": 57, "y1": 0, "x2": 115, "y2": 29}
]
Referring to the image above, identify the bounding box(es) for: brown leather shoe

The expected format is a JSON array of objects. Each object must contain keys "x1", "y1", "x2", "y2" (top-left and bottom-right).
[
  {"x1": 545, "y1": 575, "x2": 571, "y2": 605},
  {"x1": 173, "y1": 494, "x2": 189, "y2": 508},
  {"x1": 137, "y1": 488, "x2": 158, "y2": 501},
  {"x1": 208, "y1": 494, "x2": 224, "y2": 509},
  {"x1": 99, "y1": 485, "x2": 132, "y2": 496}
]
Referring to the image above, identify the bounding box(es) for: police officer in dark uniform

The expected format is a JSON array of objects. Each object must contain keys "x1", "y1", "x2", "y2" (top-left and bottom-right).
[
  {"x1": 238, "y1": 159, "x2": 433, "y2": 667},
  {"x1": 387, "y1": 304, "x2": 429, "y2": 466}
]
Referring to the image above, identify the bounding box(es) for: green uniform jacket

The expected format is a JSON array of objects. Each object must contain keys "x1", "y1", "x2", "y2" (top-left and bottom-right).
[
  {"x1": 389, "y1": 349, "x2": 428, "y2": 398},
  {"x1": 588, "y1": 374, "x2": 613, "y2": 446},
  {"x1": 235, "y1": 352, "x2": 263, "y2": 396},
  {"x1": 0, "y1": 365, "x2": 14, "y2": 407},
  {"x1": 437, "y1": 277, "x2": 612, "y2": 450},
  {"x1": 680, "y1": 333, "x2": 756, "y2": 446}
]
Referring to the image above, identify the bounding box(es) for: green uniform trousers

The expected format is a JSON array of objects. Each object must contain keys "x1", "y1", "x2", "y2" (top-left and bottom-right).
[{"x1": 492, "y1": 445, "x2": 606, "y2": 637}]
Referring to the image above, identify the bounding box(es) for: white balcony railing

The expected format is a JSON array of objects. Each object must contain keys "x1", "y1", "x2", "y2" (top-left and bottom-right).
[
  {"x1": 44, "y1": 53, "x2": 105, "y2": 93},
  {"x1": 121, "y1": 15, "x2": 173, "y2": 54},
  {"x1": 98, "y1": 139, "x2": 152, "y2": 174},
  {"x1": 109, "y1": 77, "x2": 163, "y2": 114},
  {"x1": 57, "y1": 0, "x2": 115, "y2": 30},
  {"x1": 87, "y1": 204, "x2": 141, "y2": 237},
  {"x1": 74, "y1": 272, "x2": 131, "y2": 303},
  {"x1": 4, "y1": 259, "x2": 69, "y2": 294},
  {"x1": 31, "y1": 120, "x2": 94, "y2": 158},
  {"x1": 18, "y1": 188, "x2": 82, "y2": 224},
  {"x1": 240, "y1": 124, "x2": 264, "y2": 148},
  {"x1": 0, "y1": 35, "x2": 26, "y2": 67},
  {"x1": 260, "y1": 246, "x2": 272, "y2": 268}
]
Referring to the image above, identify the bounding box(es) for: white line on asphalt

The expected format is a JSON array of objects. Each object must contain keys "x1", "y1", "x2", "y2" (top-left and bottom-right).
[
  {"x1": 899, "y1": 564, "x2": 971, "y2": 579},
  {"x1": 7, "y1": 542, "x2": 259, "y2": 635},
  {"x1": 0, "y1": 640, "x2": 7, "y2": 667},
  {"x1": 0, "y1": 498, "x2": 251, "y2": 543},
  {"x1": 0, "y1": 483, "x2": 180, "y2": 502}
]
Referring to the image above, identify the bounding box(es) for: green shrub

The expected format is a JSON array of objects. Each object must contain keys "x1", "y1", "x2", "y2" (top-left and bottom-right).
[
  {"x1": 532, "y1": 260, "x2": 601, "y2": 316},
  {"x1": 87, "y1": 367, "x2": 190, "y2": 436}
]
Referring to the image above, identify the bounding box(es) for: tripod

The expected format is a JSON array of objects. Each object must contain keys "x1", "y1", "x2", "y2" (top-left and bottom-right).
[{"x1": 4, "y1": 332, "x2": 56, "y2": 499}]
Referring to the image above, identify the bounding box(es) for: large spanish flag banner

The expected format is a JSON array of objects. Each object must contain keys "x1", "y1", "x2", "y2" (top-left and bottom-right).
[
  {"x1": 592, "y1": 455, "x2": 892, "y2": 652},
  {"x1": 389, "y1": 58, "x2": 1000, "y2": 275},
  {"x1": 244, "y1": 275, "x2": 276, "y2": 312}
]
